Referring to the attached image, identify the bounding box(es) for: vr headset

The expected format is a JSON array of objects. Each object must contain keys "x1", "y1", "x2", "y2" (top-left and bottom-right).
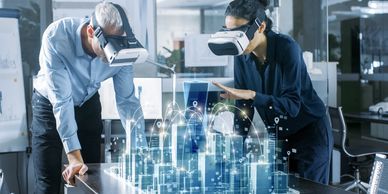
[
  {"x1": 208, "y1": 17, "x2": 261, "y2": 56},
  {"x1": 92, "y1": 3, "x2": 148, "y2": 66}
]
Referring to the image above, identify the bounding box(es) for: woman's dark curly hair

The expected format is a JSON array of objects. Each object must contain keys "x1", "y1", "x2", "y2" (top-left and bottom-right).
[{"x1": 225, "y1": 0, "x2": 272, "y2": 33}]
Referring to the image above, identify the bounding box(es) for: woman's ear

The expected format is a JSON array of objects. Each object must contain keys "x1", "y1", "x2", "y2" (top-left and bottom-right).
[
  {"x1": 258, "y1": 21, "x2": 267, "y2": 33},
  {"x1": 86, "y1": 25, "x2": 95, "y2": 38}
]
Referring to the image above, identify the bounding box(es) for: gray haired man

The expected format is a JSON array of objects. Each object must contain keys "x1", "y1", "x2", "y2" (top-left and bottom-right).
[{"x1": 32, "y1": 2, "x2": 144, "y2": 193}]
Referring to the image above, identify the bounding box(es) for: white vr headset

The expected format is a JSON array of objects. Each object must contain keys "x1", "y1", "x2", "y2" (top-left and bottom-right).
[
  {"x1": 208, "y1": 18, "x2": 261, "y2": 56},
  {"x1": 92, "y1": 3, "x2": 148, "y2": 66}
]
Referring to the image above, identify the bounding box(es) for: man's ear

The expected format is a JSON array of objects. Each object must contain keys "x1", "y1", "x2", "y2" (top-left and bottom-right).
[
  {"x1": 258, "y1": 21, "x2": 267, "y2": 33},
  {"x1": 86, "y1": 25, "x2": 95, "y2": 38}
]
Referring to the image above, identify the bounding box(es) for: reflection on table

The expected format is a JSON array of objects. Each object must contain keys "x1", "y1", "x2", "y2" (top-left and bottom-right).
[{"x1": 68, "y1": 163, "x2": 352, "y2": 194}]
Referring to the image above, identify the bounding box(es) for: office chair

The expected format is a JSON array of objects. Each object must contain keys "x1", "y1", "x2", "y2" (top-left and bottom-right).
[
  {"x1": 328, "y1": 106, "x2": 388, "y2": 193},
  {"x1": 0, "y1": 169, "x2": 10, "y2": 194}
]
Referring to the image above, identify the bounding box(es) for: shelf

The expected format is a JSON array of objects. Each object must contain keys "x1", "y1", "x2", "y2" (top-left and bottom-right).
[
  {"x1": 337, "y1": 73, "x2": 360, "y2": 81},
  {"x1": 338, "y1": 73, "x2": 388, "y2": 82},
  {"x1": 361, "y1": 73, "x2": 388, "y2": 81}
]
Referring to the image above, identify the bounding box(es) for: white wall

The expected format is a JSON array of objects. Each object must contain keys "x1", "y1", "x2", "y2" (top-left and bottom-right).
[
  {"x1": 278, "y1": 0, "x2": 294, "y2": 36},
  {"x1": 157, "y1": 9, "x2": 201, "y2": 53}
]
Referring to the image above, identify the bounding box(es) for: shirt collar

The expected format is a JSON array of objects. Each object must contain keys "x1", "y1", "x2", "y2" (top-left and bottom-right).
[
  {"x1": 266, "y1": 30, "x2": 276, "y2": 64},
  {"x1": 75, "y1": 18, "x2": 90, "y2": 57}
]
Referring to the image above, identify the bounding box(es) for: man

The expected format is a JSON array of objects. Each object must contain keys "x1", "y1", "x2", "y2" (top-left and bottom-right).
[{"x1": 31, "y1": 2, "x2": 145, "y2": 193}]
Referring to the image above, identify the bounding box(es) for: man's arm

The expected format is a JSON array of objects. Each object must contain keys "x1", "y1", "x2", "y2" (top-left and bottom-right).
[
  {"x1": 112, "y1": 65, "x2": 147, "y2": 152},
  {"x1": 39, "y1": 33, "x2": 86, "y2": 184}
]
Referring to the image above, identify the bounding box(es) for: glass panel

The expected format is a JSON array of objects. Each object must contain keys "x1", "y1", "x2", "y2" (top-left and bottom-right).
[
  {"x1": 278, "y1": 0, "x2": 328, "y2": 62},
  {"x1": 156, "y1": 3, "x2": 230, "y2": 78},
  {"x1": 329, "y1": 0, "x2": 388, "y2": 112},
  {"x1": 1, "y1": 0, "x2": 42, "y2": 125},
  {"x1": 360, "y1": 14, "x2": 388, "y2": 75},
  {"x1": 1, "y1": 0, "x2": 41, "y2": 75},
  {"x1": 277, "y1": 0, "x2": 330, "y2": 106}
]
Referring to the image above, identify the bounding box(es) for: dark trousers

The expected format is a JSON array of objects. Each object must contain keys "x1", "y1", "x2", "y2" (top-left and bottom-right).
[
  {"x1": 288, "y1": 115, "x2": 334, "y2": 184},
  {"x1": 31, "y1": 90, "x2": 103, "y2": 194}
]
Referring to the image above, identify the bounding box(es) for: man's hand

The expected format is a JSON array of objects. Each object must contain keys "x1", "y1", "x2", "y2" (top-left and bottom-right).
[
  {"x1": 62, "y1": 150, "x2": 88, "y2": 185},
  {"x1": 213, "y1": 82, "x2": 256, "y2": 100}
]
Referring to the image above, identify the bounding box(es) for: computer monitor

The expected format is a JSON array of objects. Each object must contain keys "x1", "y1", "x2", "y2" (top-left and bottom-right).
[
  {"x1": 183, "y1": 81, "x2": 209, "y2": 117},
  {"x1": 99, "y1": 78, "x2": 162, "y2": 120},
  {"x1": 183, "y1": 81, "x2": 209, "y2": 152}
]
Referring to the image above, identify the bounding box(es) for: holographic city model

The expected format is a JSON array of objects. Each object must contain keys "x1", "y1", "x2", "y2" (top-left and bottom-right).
[{"x1": 105, "y1": 81, "x2": 299, "y2": 194}]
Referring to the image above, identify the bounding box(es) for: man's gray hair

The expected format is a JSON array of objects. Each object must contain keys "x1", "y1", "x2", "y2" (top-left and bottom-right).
[{"x1": 94, "y1": 1, "x2": 123, "y2": 32}]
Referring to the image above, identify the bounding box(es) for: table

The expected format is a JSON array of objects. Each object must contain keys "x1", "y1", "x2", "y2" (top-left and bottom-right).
[
  {"x1": 66, "y1": 163, "x2": 352, "y2": 194},
  {"x1": 68, "y1": 163, "x2": 140, "y2": 194},
  {"x1": 344, "y1": 112, "x2": 388, "y2": 143},
  {"x1": 344, "y1": 112, "x2": 388, "y2": 125}
]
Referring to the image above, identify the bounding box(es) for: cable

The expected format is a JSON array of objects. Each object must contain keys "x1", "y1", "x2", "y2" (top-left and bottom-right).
[
  {"x1": 26, "y1": 156, "x2": 30, "y2": 194},
  {"x1": 26, "y1": 147, "x2": 31, "y2": 194},
  {"x1": 16, "y1": 153, "x2": 21, "y2": 194},
  {"x1": 26, "y1": 154, "x2": 28, "y2": 194}
]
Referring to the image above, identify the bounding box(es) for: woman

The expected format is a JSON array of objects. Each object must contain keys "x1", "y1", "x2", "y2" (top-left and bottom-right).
[{"x1": 213, "y1": 0, "x2": 333, "y2": 184}]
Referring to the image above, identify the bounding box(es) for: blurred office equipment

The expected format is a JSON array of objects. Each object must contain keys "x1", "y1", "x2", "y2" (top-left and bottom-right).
[
  {"x1": 99, "y1": 78, "x2": 162, "y2": 120},
  {"x1": 99, "y1": 78, "x2": 162, "y2": 162},
  {"x1": 369, "y1": 154, "x2": 388, "y2": 194},
  {"x1": 183, "y1": 81, "x2": 209, "y2": 152},
  {"x1": 0, "y1": 9, "x2": 28, "y2": 153},
  {"x1": 339, "y1": 14, "x2": 388, "y2": 113},
  {"x1": 0, "y1": 169, "x2": 10, "y2": 194},
  {"x1": 309, "y1": 61, "x2": 337, "y2": 107},
  {"x1": 329, "y1": 106, "x2": 388, "y2": 193}
]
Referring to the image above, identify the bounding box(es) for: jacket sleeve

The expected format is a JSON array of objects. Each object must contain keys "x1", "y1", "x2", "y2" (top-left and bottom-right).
[{"x1": 233, "y1": 56, "x2": 255, "y2": 137}]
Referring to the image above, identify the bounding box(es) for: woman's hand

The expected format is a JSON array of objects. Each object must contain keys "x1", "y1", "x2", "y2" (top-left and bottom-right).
[{"x1": 213, "y1": 81, "x2": 256, "y2": 100}]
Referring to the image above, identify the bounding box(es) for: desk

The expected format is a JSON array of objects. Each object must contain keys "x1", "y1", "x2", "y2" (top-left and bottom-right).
[
  {"x1": 344, "y1": 112, "x2": 388, "y2": 125},
  {"x1": 67, "y1": 163, "x2": 351, "y2": 194},
  {"x1": 344, "y1": 112, "x2": 388, "y2": 143}
]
